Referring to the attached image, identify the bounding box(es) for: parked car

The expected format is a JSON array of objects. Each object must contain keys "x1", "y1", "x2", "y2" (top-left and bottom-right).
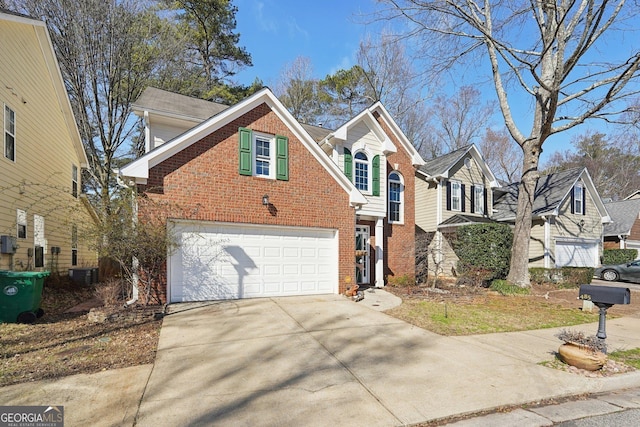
[{"x1": 595, "y1": 260, "x2": 640, "y2": 283}]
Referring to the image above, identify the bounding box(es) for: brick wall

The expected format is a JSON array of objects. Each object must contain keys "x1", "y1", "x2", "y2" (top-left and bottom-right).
[
  {"x1": 373, "y1": 112, "x2": 417, "y2": 281},
  {"x1": 139, "y1": 103, "x2": 355, "y2": 303}
]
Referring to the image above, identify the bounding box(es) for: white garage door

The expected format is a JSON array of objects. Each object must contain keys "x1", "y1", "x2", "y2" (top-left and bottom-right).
[
  {"x1": 555, "y1": 240, "x2": 599, "y2": 267},
  {"x1": 168, "y1": 221, "x2": 339, "y2": 302}
]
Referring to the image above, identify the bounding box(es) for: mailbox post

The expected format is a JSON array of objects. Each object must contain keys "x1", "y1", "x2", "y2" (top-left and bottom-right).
[{"x1": 578, "y1": 285, "x2": 630, "y2": 340}]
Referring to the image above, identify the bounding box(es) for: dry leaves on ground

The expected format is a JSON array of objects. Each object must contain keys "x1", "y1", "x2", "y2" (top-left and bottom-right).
[{"x1": 0, "y1": 283, "x2": 162, "y2": 387}]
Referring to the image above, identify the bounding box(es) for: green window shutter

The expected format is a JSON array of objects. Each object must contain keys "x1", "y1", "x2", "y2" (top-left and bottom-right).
[
  {"x1": 238, "y1": 127, "x2": 253, "y2": 176},
  {"x1": 372, "y1": 155, "x2": 380, "y2": 196},
  {"x1": 276, "y1": 135, "x2": 289, "y2": 181},
  {"x1": 344, "y1": 148, "x2": 352, "y2": 180}
]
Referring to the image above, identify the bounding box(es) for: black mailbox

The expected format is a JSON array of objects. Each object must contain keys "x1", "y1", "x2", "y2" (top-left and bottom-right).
[
  {"x1": 578, "y1": 284, "x2": 631, "y2": 340},
  {"x1": 579, "y1": 285, "x2": 630, "y2": 305}
]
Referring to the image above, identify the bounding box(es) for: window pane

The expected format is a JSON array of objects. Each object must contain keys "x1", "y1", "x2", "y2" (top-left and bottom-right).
[
  {"x1": 451, "y1": 182, "x2": 461, "y2": 211},
  {"x1": 575, "y1": 186, "x2": 583, "y2": 214},
  {"x1": 354, "y1": 153, "x2": 368, "y2": 191},
  {"x1": 5, "y1": 133, "x2": 14, "y2": 161},
  {"x1": 255, "y1": 137, "x2": 271, "y2": 177},
  {"x1": 475, "y1": 186, "x2": 484, "y2": 214}
]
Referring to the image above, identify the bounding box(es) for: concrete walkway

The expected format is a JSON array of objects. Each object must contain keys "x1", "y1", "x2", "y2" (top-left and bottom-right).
[{"x1": 3, "y1": 290, "x2": 640, "y2": 426}]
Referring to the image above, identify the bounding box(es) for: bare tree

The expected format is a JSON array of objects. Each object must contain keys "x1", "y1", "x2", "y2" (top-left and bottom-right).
[
  {"x1": 544, "y1": 130, "x2": 640, "y2": 200},
  {"x1": 428, "y1": 86, "x2": 496, "y2": 156},
  {"x1": 480, "y1": 128, "x2": 523, "y2": 183},
  {"x1": 10, "y1": 0, "x2": 165, "y2": 220},
  {"x1": 357, "y1": 31, "x2": 431, "y2": 151},
  {"x1": 275, "y1": 56, "x2": 322, "y2": 125},
  {"x1": 381, "y1": 0, "x2": 640, "y2": 286}
]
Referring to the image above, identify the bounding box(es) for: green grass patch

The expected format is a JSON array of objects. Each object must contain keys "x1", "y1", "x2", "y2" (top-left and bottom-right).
[
  {"x1": 490, "y1": 280, "x2": 531, "y2": 295},
  {"x1": 386, "y1": 297, "x2": 598, "y2": 336},
  {"x1": 609, "y1": 348, "x2": 640, "y2": 369}
]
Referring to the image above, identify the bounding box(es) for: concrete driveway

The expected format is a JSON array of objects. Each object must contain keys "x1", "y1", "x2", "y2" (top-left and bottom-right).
[{"x1": 134, "y1": 294, "x2": 640, "y2": 426}]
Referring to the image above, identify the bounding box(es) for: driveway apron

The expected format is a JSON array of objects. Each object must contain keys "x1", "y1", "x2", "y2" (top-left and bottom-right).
[{"x1": 135, "y1": 295, "x2": 618, "y2": 426}]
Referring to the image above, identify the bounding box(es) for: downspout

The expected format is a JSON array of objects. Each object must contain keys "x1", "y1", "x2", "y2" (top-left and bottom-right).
[{"x1": 116, "y1": 174, "x2": 139, "y2": 306}]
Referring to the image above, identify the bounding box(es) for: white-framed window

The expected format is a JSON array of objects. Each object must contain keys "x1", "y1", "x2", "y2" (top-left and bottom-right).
[
  {"x1": 72, "y1": 164, "x2": 79, "y2": 198},
  {"x1": 473, "y1": 184, "x2": 484, "y2": 215},
  {"x1": 354, "y1": 151, "x2": 369, "y2": 192},
  {"x1": 574, "y1": 184, "x2": 584, "y2": 214},
  {"x1": 450, "y1": 180, "x2": 462, "y2": 211},
  {"x1": 17, "y1": 209, "x2": 27, "y2": 239},
  {"x1": 4, "y1": 104, "x2": 15, "y2": 161},
  {"x1": 388, "y1": 172, "x2": 404, "y2": 223},
  {"x1": 254, "y1": 134, "x2": 274, "y2": 178}
]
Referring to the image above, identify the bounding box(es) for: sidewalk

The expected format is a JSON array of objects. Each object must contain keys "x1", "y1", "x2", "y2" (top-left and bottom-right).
[{"x1": 2, "y1": 290, "x2": 640, "y2": 426}]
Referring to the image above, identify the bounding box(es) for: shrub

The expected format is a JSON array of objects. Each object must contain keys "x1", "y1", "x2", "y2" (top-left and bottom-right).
[
  {"x1": 603, "y1": 249, "x2": 638, "y2": 265},
  {"x1": 387, "y1": 274, "x2": 416, "y2": 287},
  {"x1": 456, "y1": 267, "x2": 493, "y2": 287},
  {"x1": 94, "y1": 279, "x2": 128, "y2": 306},
  {"x1": 490, "y1": 279, "x2": 531, "y2": 295},
  {"x1": 453, "y1": 223, "x2": 512, "y2": 282},
  {"x1": 527, "y1": 267, "x2": 592, "y2": 287},
  {"x1": 560, "y1": 267, "x2": 594, "y2": 286}
]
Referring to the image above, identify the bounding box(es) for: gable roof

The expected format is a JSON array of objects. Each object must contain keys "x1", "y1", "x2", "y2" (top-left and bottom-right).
[
  {"x1": 368, "y1": 103, "x2": 425, "y2": 167},
  {"x1": 417, "y1": 144, "x2": 498, "y2": 187},
  {"x1": 0, "y1": 9, "x2": 88, "y2": 168},
  {"x1": 492, "y1": 167, "x2": 610, "y2": 222},
  {"x1": 603, "y1": 198, "x2": 640, "y2": 237},
  {"x1": 132, "y1": 86, "x2": 333, "y2": 143},
  {"x1": 120, "y1": 87, "x2": 367, "y2": 206}
]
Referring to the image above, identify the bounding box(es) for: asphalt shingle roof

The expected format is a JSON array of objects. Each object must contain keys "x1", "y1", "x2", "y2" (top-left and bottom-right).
[
  {"x1": 132, "y1": 87, "x2": 229, "y2": 121},
  {"x1": 418, "y1": 145, "x2": 472, "y2": 177},
  {"x1": 492, "y1": 168, "x2": 585, "y2": 221},
  {"x1": 603, "y1": 198, "x2": 640, "y2": 236},
  {"x1": 133, "y1": 87, "x2": 333, "y2": 143}
]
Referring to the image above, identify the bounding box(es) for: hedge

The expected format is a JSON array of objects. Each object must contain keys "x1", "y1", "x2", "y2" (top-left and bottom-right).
[{"x1": 603, "y1": 249, "x2": 638, "y2": 265}]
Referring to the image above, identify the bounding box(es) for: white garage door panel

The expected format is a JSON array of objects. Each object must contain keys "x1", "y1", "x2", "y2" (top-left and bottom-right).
[
  {"x1": 169, "y1": 222, "x2": 338, "y2": 302},
  {"x1": 555, "y1": 240, "x2": 598, "y2": 268}
]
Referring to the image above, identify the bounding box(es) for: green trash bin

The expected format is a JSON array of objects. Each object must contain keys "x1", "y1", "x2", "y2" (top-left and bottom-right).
[{"x1": 0, "y1": 271, "x2": 50, "y2": 324}]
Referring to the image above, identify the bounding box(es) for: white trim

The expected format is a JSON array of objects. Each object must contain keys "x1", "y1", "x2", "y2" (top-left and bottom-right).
[
  {"x1": 375, "y1": 218, "x2": 384, "y2": 288},
  {"x1": 473, "y1": 183, "x2": 484, "y2": 215},
  {"x1": 353, "y1": 150, "x2": 371, "y2": 193},
  {"x1": 388, "y1": 171, "x2": 404, "y2": 224},
  {"x1": 450, "y1": 180, "x2": 462, "y2": 212},
  {"x1": 4, "y1": 104, "x2": 16, "y2": 162},
  {"x1": 253, "y1": 132, "x2": 275, "y2": 179},
  {"x1": 368, "y1": 102, "x2": 425, "y2": 167},
  {"x1": 355, "y1": 225, "x2": 370, "y2": 285}
]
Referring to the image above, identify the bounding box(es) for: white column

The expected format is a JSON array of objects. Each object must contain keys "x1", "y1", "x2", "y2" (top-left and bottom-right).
[{"x1": 375, "y1": 217, "x2": 384, "y2": 287}]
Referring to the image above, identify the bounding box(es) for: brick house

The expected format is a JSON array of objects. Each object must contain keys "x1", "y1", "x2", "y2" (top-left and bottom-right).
[{"x1": 119, "y1": 87, "x2": 422, "y2": 303}]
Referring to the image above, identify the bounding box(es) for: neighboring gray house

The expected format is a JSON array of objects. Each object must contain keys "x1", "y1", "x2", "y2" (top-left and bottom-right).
[
  {"x1": 415, "y1": 145, "x2": 499, "y2": 275},
  {"x1": 603, "y1": 196, "x2": 640, "y2": 252},
  {"x1": 492, "y1": 168, "x2": 610, "y2": 268}
]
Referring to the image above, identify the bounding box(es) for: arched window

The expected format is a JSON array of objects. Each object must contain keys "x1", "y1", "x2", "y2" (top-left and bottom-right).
[
  {"x1": 354, "y1": 152, "x2": 369, "y2": 191},
  {"x1": 388, "y1": 171, "x2": 404, "y2": 223}
]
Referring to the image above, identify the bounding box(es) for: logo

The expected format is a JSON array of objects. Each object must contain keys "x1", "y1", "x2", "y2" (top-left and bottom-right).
[
  {"x1": 0, "y1": 406, "x2": 64, "y2": 427},
  {"x1": 3, "y1": 286, "x2": 18, "y2": 296}
]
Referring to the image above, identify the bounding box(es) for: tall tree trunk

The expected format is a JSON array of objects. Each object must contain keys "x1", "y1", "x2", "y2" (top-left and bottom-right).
[{"x1": 506, "y1": 140, "x2": 542, "y2": 286}]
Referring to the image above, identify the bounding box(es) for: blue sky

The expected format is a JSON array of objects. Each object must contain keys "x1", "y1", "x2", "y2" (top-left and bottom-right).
[
  {"x1": 233, "y1": 0, "x2": 376, "y2": 88},
  {"x1": 230, "y1": 0, "x2": 634, "y2": 165}
]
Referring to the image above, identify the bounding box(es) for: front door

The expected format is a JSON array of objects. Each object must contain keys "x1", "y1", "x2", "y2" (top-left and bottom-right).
[{"x1": 355, "y1": 225, "x2": 370, "y2": 285}]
